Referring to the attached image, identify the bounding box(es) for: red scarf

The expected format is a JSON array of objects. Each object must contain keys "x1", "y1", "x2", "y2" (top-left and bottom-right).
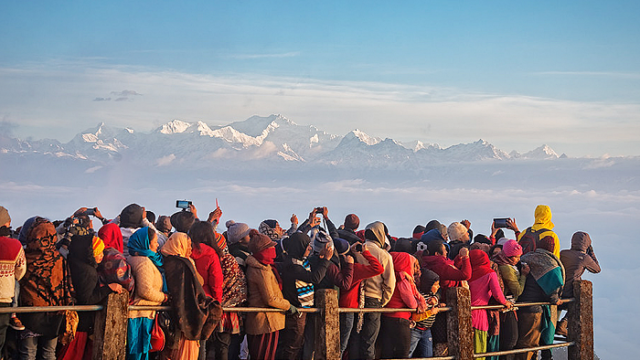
[
  {"x1": 253, "y1": 246, "x2": 275, "y2": 266},
  {"x1": 469, "y1": 249, "x2": 495, "y2": 282},
  {"x1": 252, "y1": 247, "x2": 282, "y2": 290}
]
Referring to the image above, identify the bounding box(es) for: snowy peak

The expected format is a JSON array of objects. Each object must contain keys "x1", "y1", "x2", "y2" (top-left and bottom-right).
[
  {"x1": 523, "y1": 144, "x2": 559, "y2": 159},
  {"x1": 228, "y1": 114, "x2": 294, "y2": 137},
  {"x1": 158, "y1": 119, "x2": 191, "y2": 134},
  {"x1": 343, "y1": 129, "x2": 381, "y2": 146}
]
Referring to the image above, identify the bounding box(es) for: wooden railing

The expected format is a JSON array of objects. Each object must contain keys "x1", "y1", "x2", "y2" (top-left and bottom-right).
[{"x1": 2, "y1": 280, "x2": 592, "y2": 360}]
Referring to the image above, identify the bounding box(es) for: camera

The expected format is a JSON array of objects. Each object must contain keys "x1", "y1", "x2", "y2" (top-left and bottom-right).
[
  {"x1": 355, "y1": 244, "x2": 363, "y2": 252},
  {"x1": 493, "y1": 218, "x2": 509, "y2": 228},
  {"x1": 176, "y1": 200, "x2": 192, "y2": 209}
]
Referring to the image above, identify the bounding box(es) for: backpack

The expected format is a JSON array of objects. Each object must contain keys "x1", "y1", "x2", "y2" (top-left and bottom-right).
[{"x1": 519, "y1": 227, "x2": 550, "y2": 255}]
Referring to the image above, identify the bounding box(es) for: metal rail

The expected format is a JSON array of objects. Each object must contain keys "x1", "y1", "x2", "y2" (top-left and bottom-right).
[
  {"x1": 338, "y1": 307, "x2": 452, "y2": 313},
  {"x1": 470, "y1": 298, "x2": 574, "y2": 311},
  {"x1": 387, "y1": 357, "x2": 455, "y2": 360},
  {"x1": 473, "y1": 341, "x2": 575, "y2": 358},
  {"x1": 128, "y1": 305, "x2": 321, "y2": 313},
  {"x1": 0, "y1": 305, "x2": 103, "y2": 314}
]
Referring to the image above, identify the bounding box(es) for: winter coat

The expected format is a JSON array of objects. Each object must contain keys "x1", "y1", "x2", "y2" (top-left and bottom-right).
[
  {"x1": 517, "y1": 205, "x2": 560, "y2": 258},
  {"x1": 560, "y1": 231, "x2": 600, "y2": 298},
  {"x1": 339, "y1": 250, "x2": 384, "y2": 308},
  {"x1": 190, "y1": 243, "x2": 223, "y2": 302},
  {"x1": 337, "y1": 228, "x2": 362, "y2": 245},
  {"x1": 128, "y1": 256, "x2": 166, "y2": 319},
  {"x1": 245, "y1": 255, "x2": 290, "y2": 335},
  {"x1": 421, "y1": 253, "x2": 471, "y2": 302},
  {"x1": 356, "y1": 222, "x2": 396, "y2": 306},
  {"x1": 384, "y1": 252, "x2": 426, "y2": 319}
]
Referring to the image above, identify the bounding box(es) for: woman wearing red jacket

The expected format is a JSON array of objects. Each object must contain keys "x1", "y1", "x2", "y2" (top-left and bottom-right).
[{"x1": 338, "y1": 243, "x2": 384, "y2": 358}]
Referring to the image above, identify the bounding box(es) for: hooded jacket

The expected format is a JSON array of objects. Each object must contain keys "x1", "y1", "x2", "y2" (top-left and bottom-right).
[
  {"x1": 384, "y1": 252, "x2": 426, "y2": 319},
  {"x1": 518, "y1": 205, "x2": 560, "y2": 258},
  {"x1": 560, "y1": 231, "x2": 600, "y2": 297},
  {"x1": 355, "y1": 221, "x2": 396, "y2": 306},
  {"x1": 421, "y1": 252, "x2": 471, "y2": 303}
]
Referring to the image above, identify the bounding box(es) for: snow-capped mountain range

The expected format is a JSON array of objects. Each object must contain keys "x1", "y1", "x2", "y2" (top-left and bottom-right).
[{"x1": 0, "y1": 114, "x2": 565, "y2": 170}]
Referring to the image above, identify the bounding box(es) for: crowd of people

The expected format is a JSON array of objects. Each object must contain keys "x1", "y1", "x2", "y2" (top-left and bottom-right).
[{"x1": 0, "y1": 203, "x2": 600, "y2": 360}]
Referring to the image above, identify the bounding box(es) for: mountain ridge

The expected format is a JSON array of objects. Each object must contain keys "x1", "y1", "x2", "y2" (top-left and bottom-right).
[{"x1": 1, "y1": 114, "x2": 569, "y2": 169}]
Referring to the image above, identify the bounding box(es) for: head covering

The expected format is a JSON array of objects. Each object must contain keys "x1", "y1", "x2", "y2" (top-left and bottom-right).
[
  {"x1": 412, "y1": 225, "x2": 425, "y2": 239},
  {"x1": 249, "y1": 229, "x2": 277, "y2": 265},
  {"x1": 155, "y1": 215, "x2": 172, "y2": 234},
  {"x1": 119, "y1": 204, "x2": 144, "y2": 228},
  {"x1": 98, "y1": 223, "x2": 124, "y2": 253},
  {"x1": 0, "y1": 206, "x2": 10, "y2": 226},
  {"x1": 421, "y1": 268, "x2": 440, "y2": 293},
  {"x1": 92, "y1": 236, "x2": 105, "y2": 259},
  {"x1": 128, "y1": 227, "x2": 163, "y2": 267},
  {"x1": 469, "y1": 249, "x2": 494, "y2": 282},
  {"x1": 20, "y1": 217, "x2": 74, "y2": 338},
  {"x1": 419, "y1": 228, "x2": 446, "y2": 244},
  {"x1": 170, "y1": 211, "x2": 196, "y2": 233},
  {"x1": 496, "y1": 237, "x2": 510, "y2": 246},
  {"x1": 161, "y1": 232, "x2": 192, "y2": 258},
  {"x1": 282, "y1": 232, "x2": 311, "y2": 260},
  {"x1": 253, "y1": 246, "x2": 276, "y2": 266},
  {"x1": 248, "y1": 229, "x2": 277, "y2": 254},
  {"x1": 18, "y1": 216, "x2": 38, "y2": 245},
  {"x1": 391, "y1": 252, "x2": 415, "y2": 277},
  {"x1": 570, "y1": 231, "x2": 592, "y2": 252},
  {"x1": 537, "y1": 235, "x2": 556, "y2": 253},
  {"x1": 259, "y1": 220, "x2": 281, "y2": 241},
  {"x1": 393, "y1": 238, "x2": 415, "y2": 254},
  {"x1": 344, "y1": 214, "x2": 360, "y2": 231},
  {"x1": 364, "y1": 221, "x2": 387, "y2": 248},
  {"x1": 226, "y1": 220, "x2": 251, "y2": 244},
  {"x1": 448, "y1": 222, "x2": 468, "y2": 242},
  {"x1": 311, "y1": 228, "x2": 333, "y2": 254},
  {"x1": 334, "y1": 238, "x2": 350, "y2": 256},
  {"x1": 492, "y1": 239, "x2": 521, "y2": 266},
  {"x1": 469, "y1": 242, "x2": 490, "y2": 254},
  {"x1": 424, "y1": 220, "x2": 441, "y2": 232},
  {"x1": 473, "y1": 234, "x2": 492, "y2": 245},
  {"x1": 502, "y1": 240, "x2": 523, "y2": 257},
  {"x1": 532, "y1": 205, "x2": 555, "y2": 231}
]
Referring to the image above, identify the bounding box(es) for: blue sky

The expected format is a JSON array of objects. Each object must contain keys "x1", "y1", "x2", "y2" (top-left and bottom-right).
[{"x1": 1, "y1": 1, "x2": 640, "y2": 156}]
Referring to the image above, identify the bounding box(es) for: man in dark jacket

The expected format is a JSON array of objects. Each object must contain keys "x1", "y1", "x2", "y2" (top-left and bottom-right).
[
  {"x1": 277, "y1": 233, "x2": 332, "y2": 360},
  {"x1": 337, "y1": 214, "x2": 362, "y2": 244}
]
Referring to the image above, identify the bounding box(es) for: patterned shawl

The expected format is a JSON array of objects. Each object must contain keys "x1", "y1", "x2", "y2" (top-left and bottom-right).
[
  {"x1": 20, "y1": 217, "x2": 73, "y2": 307},
  {"x1": 521, "y1": 248, "x2": 565, "y2": 296}
]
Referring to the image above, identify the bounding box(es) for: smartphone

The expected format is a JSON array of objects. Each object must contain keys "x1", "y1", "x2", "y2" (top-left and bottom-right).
[
  {"x1": 315, "y1": 207, "x2": 324, "y2": 214},
  {"x1": 176, "y1": 200, "x2": 192, "y2": 209},
  {"x1": 355, "y1": 244, "x2": 363, "y2": 252},
  {"x1": 493, "y1": 218, "x2": 509, "y2": 228},
  {"x1": 84, "y1": 208, "x2": 96, "y2": 216}
]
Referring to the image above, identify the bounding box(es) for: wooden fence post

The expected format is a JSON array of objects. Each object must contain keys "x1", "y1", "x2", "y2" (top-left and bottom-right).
[
  {"x1": 314, "y1": 289, "x2": 340, "y2": 360},
  {"x1": 568, "y1": 280, "x2": 593, "y2": 360},
  {"x1": 447, "y1": 286, "x2": 474, "y2": 360},
  {"x1": 92, "y1": 292, "x2": 129, "y2": 360}
]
